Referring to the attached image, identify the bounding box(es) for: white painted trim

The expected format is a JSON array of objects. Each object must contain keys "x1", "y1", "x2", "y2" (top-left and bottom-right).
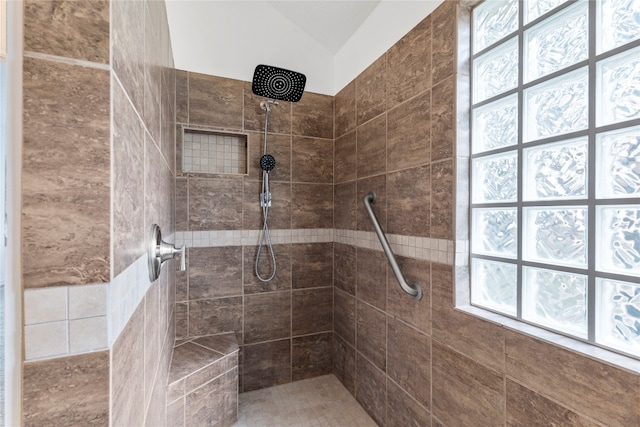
[{"x1": 4, "y1": 0, "x2": 22, "y2": 424}]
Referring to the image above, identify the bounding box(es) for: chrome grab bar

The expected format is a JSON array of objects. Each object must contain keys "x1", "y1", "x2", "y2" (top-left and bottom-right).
[{"x1": 363, "y1": 192, "x2": 422, "y2": 300}]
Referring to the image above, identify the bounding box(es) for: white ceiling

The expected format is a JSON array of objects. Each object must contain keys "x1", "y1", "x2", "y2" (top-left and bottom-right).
[
  {"x1": 265, "y1": 1, "x2": 382, "y2": 54},
  {"x1": 166, "y1": 0, "x2": 443, "y2": 95}
]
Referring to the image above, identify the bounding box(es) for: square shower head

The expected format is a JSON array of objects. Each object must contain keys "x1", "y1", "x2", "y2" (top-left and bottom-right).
[{"x1": 251, "y1": 64, "x2": 306, "y2": 102}]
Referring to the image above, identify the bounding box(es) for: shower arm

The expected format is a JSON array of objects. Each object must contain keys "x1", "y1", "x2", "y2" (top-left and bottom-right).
[{"x1": 363, "y1": 192, "x2": 422, "y2": 300}]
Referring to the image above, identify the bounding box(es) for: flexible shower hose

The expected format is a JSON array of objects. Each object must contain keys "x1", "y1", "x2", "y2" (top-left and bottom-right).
[{"x1": 255, "y1": 103, "x2": 277, "y2": 282}]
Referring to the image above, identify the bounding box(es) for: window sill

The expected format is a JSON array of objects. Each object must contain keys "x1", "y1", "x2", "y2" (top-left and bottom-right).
[{"x1": 456, "y1": 304, "x2": 640, "y2": 375}]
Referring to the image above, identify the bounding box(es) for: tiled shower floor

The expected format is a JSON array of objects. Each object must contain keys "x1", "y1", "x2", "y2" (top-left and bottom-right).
[{"x1": 233, "y1": 374, "x2": 377, "y2": 427}]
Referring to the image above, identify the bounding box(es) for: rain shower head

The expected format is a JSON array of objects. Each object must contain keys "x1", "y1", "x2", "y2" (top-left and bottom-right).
[{"x1": 252, "y1": 65, "x2": 306, "y2": 102}]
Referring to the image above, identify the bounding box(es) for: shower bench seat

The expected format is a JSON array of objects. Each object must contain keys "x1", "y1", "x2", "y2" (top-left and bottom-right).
[{"x1": 166, "y1": 332, "x2": 239, "y2": 426}]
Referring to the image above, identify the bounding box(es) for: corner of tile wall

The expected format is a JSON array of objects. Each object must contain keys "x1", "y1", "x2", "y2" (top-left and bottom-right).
[{"x1": 23, "y1": 232, "x2": 172, "y2": 360}]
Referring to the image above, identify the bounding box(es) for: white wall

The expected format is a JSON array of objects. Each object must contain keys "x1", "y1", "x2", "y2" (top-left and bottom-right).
[
  {"x1": 166, "y1": 0, "x2": 335, "y2": 94},
  {"x1": 334, "y1": 0, "x2": 442, "y2": 93},
  {"x1": 166, "y1": 0, "x2": 444, "y2": 95}
]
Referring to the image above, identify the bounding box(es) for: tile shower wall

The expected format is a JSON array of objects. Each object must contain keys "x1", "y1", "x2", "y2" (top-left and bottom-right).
[
  {"x1": 333, "y1": 2, "x2": 640, "y2": 427},
  {"x1": 174, "y1": 71, "x2": 335, "y2": 392},
  {"x1": 21, "y1": 0, "x2": 176, "y2": 425},
  {"x1": 110, "y1": 0, "x2": 176, "y2": 425},
  {"x1": 22, "y1": 0, "x2": 111, "y2": 424}
]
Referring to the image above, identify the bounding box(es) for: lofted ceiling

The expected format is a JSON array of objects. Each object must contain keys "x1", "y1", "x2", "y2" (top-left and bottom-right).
[
  {"x1": 165, "y1": 0, "x2": 443, "y2": 95},
  {"x1": 264, "y1": 1, "x2": 382, "y2": 54}
]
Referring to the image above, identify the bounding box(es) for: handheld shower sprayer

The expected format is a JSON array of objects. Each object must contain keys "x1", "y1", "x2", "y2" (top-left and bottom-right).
[{"x1": 252, "y1": 64, "x2": 307, "y2": 283}]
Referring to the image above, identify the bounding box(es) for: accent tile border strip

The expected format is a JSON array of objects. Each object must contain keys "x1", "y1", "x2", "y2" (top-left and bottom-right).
[
  {"x1": 25, "y1": 230, "x2": 466, "y2": 361},
  {"x1": 174, "y1": 228, "x2": 465, "y2": 266},
  {"x1": 24, "y1": 284, "x2": 108, "y2": 361}
]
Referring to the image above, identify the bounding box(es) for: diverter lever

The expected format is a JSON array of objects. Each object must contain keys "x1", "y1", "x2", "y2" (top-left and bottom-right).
[{"x1": 148, "y1": 224, "x2": 185, "y2": 282}]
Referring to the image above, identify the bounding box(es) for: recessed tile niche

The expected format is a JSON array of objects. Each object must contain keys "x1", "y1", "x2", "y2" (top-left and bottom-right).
[{"x1": 182, "y1": 128, "x2": 248, "y2": 175}]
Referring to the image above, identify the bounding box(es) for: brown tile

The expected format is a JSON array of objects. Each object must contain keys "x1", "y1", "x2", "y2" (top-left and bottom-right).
[
  {"x1": 387, "y1": 165, "x2": 430, "y2": 237},
  {"x1": 112, "y1": 306, "x2": 145, "y2": 427},
  {"x1": 244, "y1": 83, "x2": 292, "y2": 134},
  {"x1": 23, "y1": 351, "x2": 109, "y2": 426},
  {"x1": 188, "y1": 297, "x2": 243, "y2": 340},
  {"x1": 175, "y1": 302, "x2": 188, "y2": 340},
  {"x1": 431, "y1": 76, "x2": 455, "y2": 162},
  {"x1": 185, "y1": 368, "x2": 237, "y2": 426},
  {"x1": 112, "y1": 78, "x2": 145, "y2": 278},
  {"x1": 244, "y1": 292, "x2": 291, "y2": 344},
  {"x1": 292, "y1": 333, "x2": 333, "y2": 381},
  {"x1": 334, "y1": 335, "x2": 356, "y2": 394},
  {"x1": 357, "y1": 175, "x2": 387, "y2": 233},
  {"x1": 144, "y1": 135, "x2": 173, "y2": 243},
  {"x1": 243, "y1": 180, "x2": 291, "y2": 234},
  {"x1": 145, "y1": 360, "x2": 168, "y2": 427},
  {"x1": 291, "y1": 184, "x2": 333, "y2": 228},
  {"x1": 357, "y1": 247, "x2": 387, "y2": 311},
  {"x1": 143, "y1": 2, "x2": 163, "y2": 145},
  {"x1": 166, "y1": 397, "x2": 184, "y2": 427},
  {"x1": 22, "y1": 58, "x2": 110, "y2": 288},
  {"x1": 505, "y1": 330, "x2": 640, "y2": 427},
  {"x1": 292, "y1": 287, "x2": 333, "y2": 336},
  {"x1": 189, "y1": 72, "x2": 243, "y2": 129},
  {"x1": 335, "y1": 288, "x2": 356, "y2": 345},
  {"x1": 167, "y1": 377, "x2": 185, "y2": 406},
  {"x1": 357, "y1": 56, "x2": 387, "y2": 126},
  {"x1": 24, "y1": 0, "x2": 109, "y2": 63},
  {"x1": 357, "y1": 114, "x2": 386, "y2": 178},
  {"x1": 432, "y1": 417, "x2": 445, "y2": 427},
  {"x1": 292, "y1": 91, "x2": 334, "y2": 139},
  {"x1": 334, "y1": 243, "x2": 356, "y2": 295},
  {"x1": 188, "y1": 247, "x2": 242, "y2": 300},
  {"x1": 112, "y1": 0, "x2": 144, "y2": 113},
  {"x1": 335, "y1": 81, "x2": 356, "y2": 138},
  {"x1": 431, "y1": 159, "x2": 454, "y2": 239},
  {"x1": 243, "y1": 339, "x2": 292, "y2": 391},
  {"x1": 185, "y1": 353, "x2": 236, "y2": 394},
  {"x1": 176, "y1": 125, "x2": 184, "y2": 176},
  {"x1": 432, "y1": 263, "x2": 505, "y2": 373},
  {"x1": 244, "y1": 244, "x2": 292, "y2": 294},
  {"x1": 188, "y1": 177, "x2": 243, "y2": 230},
  {"x1": 386, "y1": 379, "x2": 431, "y2": 427},
  {"x1": 356, "y1": 301, "x2": 386, "y2": 371},
  {"x1": 175, "y1": 178, "x2": 188, "y2": 231},
  {"x1": 176, "y1": 70, "x2": 189, "y2": 123},
  {"x1": 143, "y1": 285, "x2": 161, "y2": 412},
  {"x1": 247, "y1": 132, "x2": 291, "y2": 182},
  {"x1": 432, "y1": 341, "x2": 504, "y2": 427},
  {"x1": 160, "y1": 266, "x2": 173, "y2": 335},
  {"x1": 160, "y1": 80, "x2": 176, "y2": 174},
  {"x1": 335, "y1": 130, "x2": 357, "y2": 183},
  {"x1": 387, "y1": 16, "x2": 431, "y2": 109},
  {"x1": 243, "y1": 180, "x2": 291, "y2": 230},
  {"x1": 387, "y1": 318, "x2": 431, "y2": 408},
  {"x1": 387, "y1": 256, "x2": 431, "y2": 333},
  {"x1": 292, "y1": 136, "x2": 333, "y2": 183},
  {"x1": 506, "y1": 380, "x2": 598, "y2": 427},
  {"x1": 387, "y1": 90, "x2": 431, "y2": 172},
  {"x1": 355, "y1": 354, "x2": 387, "y2": 426},
  {"x1": 335, "y1": 181, "x2": 357, "y2": 230},
  {"x1": 192, "y1": 333, "x2": 239, "y2": 355},
  {"x1": 169, "y1": 342, "x2": 221, "y2": 385},
  {"x1": 432, "y1": 1, "x2": 456, "y2": 85},
  {"x1": 291, "y1": 243, "x2": 334, "y2": 289}
]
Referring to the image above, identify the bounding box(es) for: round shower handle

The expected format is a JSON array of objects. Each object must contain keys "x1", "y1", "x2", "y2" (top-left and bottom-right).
[{"x1": 148, "y1": 224, "x2": 186, "y2": 282}]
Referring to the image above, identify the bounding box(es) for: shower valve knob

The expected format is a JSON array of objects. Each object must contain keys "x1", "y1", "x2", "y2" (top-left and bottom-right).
[{"x1": 148, "y1": 224, "x2": 186, "y2": 282}]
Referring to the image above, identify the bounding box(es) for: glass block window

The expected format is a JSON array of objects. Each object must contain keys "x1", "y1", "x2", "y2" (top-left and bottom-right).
[
  {"x1": 471, "y1": 0, "x2": 640, "y2": 359},
  {"x1": 182, "y1": 129, "x2": 248, "y2": 175}
]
